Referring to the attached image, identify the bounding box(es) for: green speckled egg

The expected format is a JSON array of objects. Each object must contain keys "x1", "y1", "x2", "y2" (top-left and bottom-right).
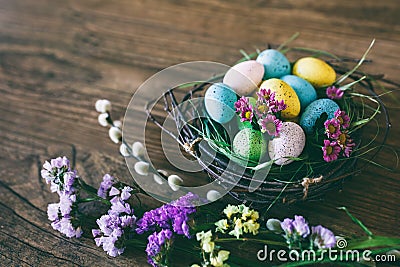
[{"x1": 232, "y1": 128, "x2": 267, "y2": 165}]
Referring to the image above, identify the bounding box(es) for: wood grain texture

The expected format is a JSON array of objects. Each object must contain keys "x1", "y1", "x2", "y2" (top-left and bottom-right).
[{"x1": 0, "y1": 0, "x2": 399, "y2": 266}]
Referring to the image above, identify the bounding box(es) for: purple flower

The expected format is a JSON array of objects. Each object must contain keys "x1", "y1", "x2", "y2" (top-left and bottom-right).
[
  {"x1": 322, "y1": 140, "x2": 341, "y2": 162},
  {"x1": 337, "y1": 132, "x2": 356, "y2": 157},
  {"x1": 235, "y1": 96, "x2": 254, "y2": 122},
  {"x1": 97, "y1": 174, "x2": 116, "y2": 199},
  {"x1": 281, "y1": 218, "x2": 294, "y2": 236},
  {"x1": 50, "y1": 217, "x2": 82, "y2": 238},
  {"x1": 271, "y1": 99, "x2": 287, "y2": 113},
  {"x1": 258, "y1": 114, "x2": 282, "y2": 137},
  {"x1": 311, "y1": 225, "x2": 336, "y2": 249},
  {"x1": 326, "y1": 86, "x2": 344, "y2": 100},
  {"x1": 292, "y1": 215, "x2": 310, "y2": 238},
  {"x1": 257, "y1": 88, "x2": 276, "y2": 103},
  {"x1": 334, "y1": 109, "x2": 350, "y2": 129},
  {"x1": 41, "y1": 156, "x2": 77, "y2": 195},
  {"x1": 146, "y1": 229, "x2": 173, "y2": 267},
  {"x1": 324, "y1": 118, "x2": 341, "y2": 139}
]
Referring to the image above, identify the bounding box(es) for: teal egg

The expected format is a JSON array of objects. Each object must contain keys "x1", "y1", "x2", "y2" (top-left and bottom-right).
[
  {"x1": 280, "y1": 75, "x2": 317, "y2": 110},
  {"x1": 232, "y1": 128, "x2": 267, "y2": 165},
  {"x1": 299, "y1": 99, "x2": 340, "y2": 134},
  {"x1": 256, "y1": 49, "x2": 291, "y2": 79},
  {"x1": 205, "y1": 83, "x2": 237, "y2": 124}
]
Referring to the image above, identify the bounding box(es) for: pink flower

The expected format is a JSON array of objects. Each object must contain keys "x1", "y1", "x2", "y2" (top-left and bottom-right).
[
  {"x1": 337, "y1": 132, "x2": 355, "y2": 157},
  {"x1": 234, "y1": 96, "x2": 254, "y2": 122},
  {"x1": 322, "y1": 140, "x2": 341, "y2": 162},
  {"x1": 257, "y1": 88, "x2": 276, "y2": 103},
  {"x1": 334, "y1": 109, "x2": 350, "y2": 129},
  {"x1": 258, "y1": 114, "x2": 282, "y2": 137},
  {"x1": 324, "y1": 118, "x2": 341, "y2": 139},
  {"x1": 326, "y1": 86, "x2": 344, "y2": 100}
]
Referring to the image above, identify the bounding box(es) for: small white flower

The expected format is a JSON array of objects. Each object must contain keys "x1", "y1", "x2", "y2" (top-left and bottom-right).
[
  {"x1": 153, "y1": 169, "x2": 167, "y2": 185},
  {"x1": 168, "y1": 174, "x2": 183, "y2": 191},
  {"x1": 132, "y1": 141, "x2": 145, "y2": 158},
  {"x1": 134, "y1": 161, "x2": 149, "y2": 176},
  {"x1": 206, "y1": 190, "x2": 221, "y2": 202},
  {"x1": 119, "y1": 143, "x2": 130, "y2": 157},
  {"x1": 109, "y1": 127, "x2": 122, "y2": 143},
  {"x1": 95, "y1": 99, "x2": 111, "y2": 113},
  {"x1": 113, "y1": 120, "x2": 122, "y2": 129},
  {"x1": 98, "y1": 113, "x2": 109, "y2": 127}
]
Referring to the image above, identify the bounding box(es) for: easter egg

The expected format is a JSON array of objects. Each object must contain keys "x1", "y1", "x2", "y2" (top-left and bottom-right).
[
  {"x1": 259, "y1": 78, "x2": 301, "y2": 119},
  {"x1": 204, "y1": 83, "x2": 237, "y2": 124},
  {"x1": 232, "y1": 128, "x2": 267, "y2": 165},
  {"x1": 256, "y1": 49, "x2": 291, "y2": 79},
  {"x1": 223, "y1": 60, "x2": 264, "y2": 96},
  {"x1": 292, "y1": 57, "x2": 336, "y2": 88},
  {"x1": 280, "y1": 75, "x2": 317, "y2": 110},
  {"x1": 237, "y1": 97, "x2": 257, "y2": 130},
  {"x1": 268, "y1": 122, "x2": 306, "y2": 166},
  {"x1": 299, "y1": 99, "x2": 340, "y2": 134}
]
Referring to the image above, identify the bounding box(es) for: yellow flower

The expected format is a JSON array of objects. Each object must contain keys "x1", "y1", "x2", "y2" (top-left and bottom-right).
[
  {"x1": 210, "y1": 250, "x2": 230, "y2": 267},
  {"x1": 229, "y1": 218, "x2": 243, "y2": 239},
  {"x1": 223, "y1": 204, "x2": 239, "y2": 219},
  {"x1": 243, "y1": 220, "x2": 260, "y2": 235},
  {"x1": 202, "y1": 240, "x2": 215, "y2": 253},
  {"x1": 215, "y1": 219, "x2": 229, "y2": 233}
]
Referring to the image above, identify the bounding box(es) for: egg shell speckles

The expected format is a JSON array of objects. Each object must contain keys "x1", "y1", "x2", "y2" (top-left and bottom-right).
[
  {"x1": 204, "y1": 83, "x2": 237, "y2": 124},
  {"x1": 256, "y1": 49, "x2": 291, "y2": 79},
  {"x1": 223, "y1": 60, "x2": 264, "y2": 96},
  {"x1": 233, "y1": 128, "x2": 267, "y2": 165},
  {"x1": 268, "y1": 122, "x2": 305, "y2": 166},
  {"x1": 259, "y1": 78, "x2": 301, "y2": 119},
  {"x1": 280, "y1": 75, "x2": 317, "y2": 110},
  {"x1": 299, "y1": 99, "x2": 340, "y2": 134},
  {"x1": 292, "y1": 57, "x2": 336, "y2": 88}
]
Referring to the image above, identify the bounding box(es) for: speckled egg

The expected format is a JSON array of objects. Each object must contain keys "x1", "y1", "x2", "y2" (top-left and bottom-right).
[
  {"x1": 204, "y1": 83, "x2": 237, "y2": 124},
  {"x1": 259, "y1": 78, "x2": 301, "y2": 119},
  {"x1": 292, "y1": 57, "x2": 336, "y2": 88},
  {"x1": 268, "y1": 122, "x2": 306, "y2": 165},
  {"x1": 280, "y1": 75, "x2": 317, "y2": 110},
  {"x1": 299, "y1": 99, "x2": 340, "y2": 134},
  {"x1": 237, "y1": 97, "x2": 257, "y2": 130},
  {"x1": 256, "y1": 49, "x2": 291, "y2": 79},
  {"x1": 233, "y1": 128, "x2": 267, "y2": 165},
  {"x1": 223, "y1": 60, "x2": 264, "y2": 96}
]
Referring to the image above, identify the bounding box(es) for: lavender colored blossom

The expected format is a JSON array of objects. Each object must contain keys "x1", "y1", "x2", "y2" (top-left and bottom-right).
[
  {"x1": 280, "y1": 218, "x2": 294, "y2": 236},
  {"x1": 326, "y1": 86, "x2": 344, "y2": 100},
  {"x1": 97, "y1": 174, "x2": 116, "y2": 199},
  {"x1": 146, "y1": 229, "x2": 173, "y2": 267},
  {"x1": 311, "y1": 225, "x2": 336, "y2": 249},
  {"x1": 41, "y1": 156, "x2": 77, "y2": 194},
  {"x1": 322, "y1": 140, "x2": 341, "y2": 162},
  {"x1": 292, "y1": 215, "x2": 310, "y2": 238}
]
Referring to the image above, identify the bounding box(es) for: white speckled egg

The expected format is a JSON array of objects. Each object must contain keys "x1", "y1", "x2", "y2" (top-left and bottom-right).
[
  {"x1": 233, "y1": 128, "x2": 267, "y2": 166},
  {"x1": 204, "y1": 83, "x2": 237, "y2": 124},
  {"x1": 268, "y1": 122, "x2": 305, "y2": 165},
  {"x1": 223, "y1": 60, "x2": 264, "y2": 96}
]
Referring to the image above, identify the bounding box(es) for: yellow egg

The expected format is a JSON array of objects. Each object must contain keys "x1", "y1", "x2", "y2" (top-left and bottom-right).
[
  {"x1": 292, "y1": 57, "x2": 336, "y2": 88},
  {"x1": 259, "y1": 78, "x2": 300, "y2": 119}
]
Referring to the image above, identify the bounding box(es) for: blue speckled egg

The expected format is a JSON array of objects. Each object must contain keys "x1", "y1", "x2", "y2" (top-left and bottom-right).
[
  {"x1": 280, "y1": 75, "x2": 317, "y2": 110},
  {"x1": 204, "y1": 83, "x2": 237, "y2": 124},
  {"x1": 300, "y1": 99, "x2": 340, "y2": 134},
  {"x1": 256, "y1": 49, "x2": 291, "y2": 79}
]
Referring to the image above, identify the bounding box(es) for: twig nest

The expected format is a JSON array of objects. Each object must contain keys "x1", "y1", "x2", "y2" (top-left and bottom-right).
[
  {"x1": 98, "y1": 113, "x2": 109, "y2": 127},
  {"x1": 206, "y1": 190, "x2": 222, "y2": 202},
  {"x1": 222, "y1": 60, "x2": 264, "y2": 95},
  {"x1": 168, "y1": 174, "x2": 183, "y2": 191},
  {"x1": 280, "y1": 75, "x2": 317, "y2": 110},
  {"x1": 204, "y1": 83, "x2": 237, "y2": 124},
  {"x1": 134, "y1": 161, "x2": 150, "y2": 176},
  {"x1": 256, "y1": 49, "x2": 291, "y2": 79},
  {"x1": 108, "y1": 127, "x2": 122, "y2": 143},
  {"x1": 299, "y1": 99, "x2": 339, "y2": 134},
  {"x1": 293, "y1": 57, "x2": 336, "y2": 88},
  {"x1": 132, "y1": 141, "x2": 145, "y2": 158},
  {"x1": 119, "y1": 143, "x2": 130, "y2": 157},
  {"x1": 259, "y1": 78, "x2": 301, "y2": 119},
  {"x1": 232, "y1": 128, "x2": 267, "y2": 166},
  {"x1": 95, "y1": 99, "x2": 111, "y2": 113},
  {"x1": 268, "y1": 122, "x2": 305, "y2": 165}
]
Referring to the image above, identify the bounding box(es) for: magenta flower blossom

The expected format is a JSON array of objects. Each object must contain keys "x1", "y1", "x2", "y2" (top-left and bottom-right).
[
  {"x1": 322, "y1": 140, "x2": 341, "y2": 162},
  {"x1": 324, "y1": 118, "x2": 341, "y2": 139},
  {"x1": 334, "y1": 109, "x2": 350, "y2": 129},
  {"x1": 311, "y1": 225, "x2": 336, "y2": 249},
  {"x1": 259, "y1": 114, "x2": 282, "y2": 137},
  {"x1": 272, "y1": 99, "x2": 287, "y2": 113},
  {"x1": 338, "y1": 132, "x2": 356, "y2": 157},
  {"x1": 234, "y1": 96, "x2": 254, "y2": 122},
  {"x1": 256, "y1": 88, "x2": 276, "y2": 103},
  {"x1": 326, "y1": 86, "x2": 344, "y2": 100}
]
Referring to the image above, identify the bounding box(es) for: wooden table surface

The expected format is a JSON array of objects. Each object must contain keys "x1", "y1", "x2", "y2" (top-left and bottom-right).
[{"x1": 1, "y1": 0, "x2": 399, "y2": 266}]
